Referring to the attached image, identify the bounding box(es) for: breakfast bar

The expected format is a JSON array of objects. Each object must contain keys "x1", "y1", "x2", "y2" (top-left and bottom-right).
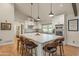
[{"x1": 21, "y1": 33, "x2": 62, "y2": 56}]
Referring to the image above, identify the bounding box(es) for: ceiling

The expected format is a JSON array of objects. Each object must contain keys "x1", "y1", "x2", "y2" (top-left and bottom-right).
[{"x1": 14, "y1": 3, "x2": 79, "y2": 23}]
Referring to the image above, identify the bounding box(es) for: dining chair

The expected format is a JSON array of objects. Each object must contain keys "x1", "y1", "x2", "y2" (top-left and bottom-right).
[
  {"x1": 54, "y1": 36, "x2": 64, "y2": 56},
  {"x1": 43, "y1": 41, "x2": 58, "y2": 56}
]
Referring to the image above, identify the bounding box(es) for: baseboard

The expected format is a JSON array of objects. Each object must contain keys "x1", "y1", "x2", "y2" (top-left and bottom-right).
[
  {"x1": 66, "y1": 43, "x2": 79, "y2": 48},
  {"x1": 0, "y1": 42, "x2": 13, "y2": 46}
]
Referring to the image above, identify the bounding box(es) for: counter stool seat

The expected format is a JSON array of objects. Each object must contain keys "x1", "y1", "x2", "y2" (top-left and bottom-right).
[
  {"x1": 43, "y1": 42, "x2": 58, "y2": 56},
  {"x1": 47, "y1": 47, "x2": 56, "y2": 53},
  {"x1": 24, "y1": 39, "x2": 37, "y2": 56}
]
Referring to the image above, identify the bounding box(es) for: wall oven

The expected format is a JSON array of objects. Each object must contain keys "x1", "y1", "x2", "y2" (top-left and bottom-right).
[{"x1": 55, "y1": 24, "x2": 64, "y2": 36}]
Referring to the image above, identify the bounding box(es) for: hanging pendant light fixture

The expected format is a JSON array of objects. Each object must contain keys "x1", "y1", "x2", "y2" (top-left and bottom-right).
[
  {"x1": 31, "y1": 3, "x2": 33, "y2": 21},
  {"x1": 29, "y1": 3, "x2": 34, "y2": 25},
  {"x1": 37, "y1": 3, "x2": 40, "y2": 21},
  {"x1": 49, "y1": 3, "x2": 54, "y2": 17}
]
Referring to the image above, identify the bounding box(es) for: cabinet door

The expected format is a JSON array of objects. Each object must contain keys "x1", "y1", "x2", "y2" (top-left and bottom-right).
[{"x1": 48, "y1": 25, "x2": 53, "y2": 33}]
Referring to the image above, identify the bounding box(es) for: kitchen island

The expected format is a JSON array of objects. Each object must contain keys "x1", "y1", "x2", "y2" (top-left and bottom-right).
[{"x1": 21, "y1": 33, "x2": 62, "y2": 56}]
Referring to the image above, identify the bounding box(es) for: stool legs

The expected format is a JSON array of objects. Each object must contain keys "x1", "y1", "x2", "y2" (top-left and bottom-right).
[
  {"x1": 59, "y1": 44, "x2": 64, "y2": 56},
  {"x1": 20, "y1": 46, "x2": 24, "y2": 56},
  {"x1": 59, "y1": 46, "x2": 62, "y2": 56},
  {"x1": 61, "y1": 44, "x2": 64, "y2": 55},
  {"x1": 25, "y1": 48, "x2": 37, "y2": 56},
  {"x1": 17, "y1": 40, "x2": 19, "y2": 52},
  {"x1": 49, "y1": 53, "x2": 51, "y2": 56},
  {"x1": 30, "y1": 49, "x2": 32, "y2": 56},
  {"x1": 35, "y1": 48, "x2": 37, "y2": 56}
]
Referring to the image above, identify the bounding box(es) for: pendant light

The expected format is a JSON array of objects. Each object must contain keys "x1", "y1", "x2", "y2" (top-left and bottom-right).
[
  {"x1": 37, "y1": 3, "x2": 40, "y2": 21},
  {"x1": 49, "y1": 3, "x2": 54, "y2": 17},
  {"x1": 31, "y1": 3, "x2": 33, "y2": 21},
  {"x1": 29, "y1": 3, "x2": 34, "y2": 25}
]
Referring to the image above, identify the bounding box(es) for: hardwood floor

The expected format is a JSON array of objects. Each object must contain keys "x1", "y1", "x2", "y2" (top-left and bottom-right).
[
  {"x1": 0, "y1": 44, "x2": 17, "y2": 56},
  {"x1": 63, "y1": 45, "x2": 79, "y2": 56},
  {"x1": 0, "y1": 36, "x2": 79, "y2": 56},
  {"x1": 0, "y1": 44, "x2": 79, "y2": 56}
]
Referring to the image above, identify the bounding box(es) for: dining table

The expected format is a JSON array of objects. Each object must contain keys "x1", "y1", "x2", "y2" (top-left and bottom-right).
[{"x1": 21, "y1": 33, "x2": 62, "y2": 56}]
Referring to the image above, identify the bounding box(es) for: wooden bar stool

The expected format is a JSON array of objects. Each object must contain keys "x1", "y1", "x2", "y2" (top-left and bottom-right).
[
  {"x1": 54, "y1": 36, "x2": 64, "y2": 56},
  {"x1": 16, "y1": 35, "x2": 19, "y2": 38},
  {"x1": 17, "y1": 36, "x2": 29, "y2": 56},
  {"x1": 43, "y1": 42, "x2": 58, "y2": 56},
  {"x1": 16, "y1": 35, "x2": 20, "y2": 52},
  {"x1": 17, "y1": 36, "x2": 33, "y2": 56},
  {"x1": 19, "y1": 36, "x2": 25, "y2": 56},
  {"x1": 24, "y1": 38, "x2": 37, "y2": 56},
  {"x1": 19, "y1": 37, "x2": 33, "y2": 56}
]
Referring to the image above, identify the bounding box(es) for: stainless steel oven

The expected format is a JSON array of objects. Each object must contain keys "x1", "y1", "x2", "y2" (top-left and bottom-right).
[{"x1": 55, "y1": 24, "x2": 64, "y2": 36}]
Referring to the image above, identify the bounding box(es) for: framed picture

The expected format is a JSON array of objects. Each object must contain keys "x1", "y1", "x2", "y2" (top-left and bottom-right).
[
  {"x1": 68, "y1": 19, "x2": 78, "y2": 31},
  {"x1": 1, "y1": 23, "x2": 11, "y2": 30}
]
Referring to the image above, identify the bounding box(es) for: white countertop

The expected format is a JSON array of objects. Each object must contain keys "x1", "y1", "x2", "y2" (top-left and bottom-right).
[
  {"x1": 21, "y1": 33, "x2": 63, "y2": 56},
  {"x1": 21, "y1": 33, "x2": 62, "y2": 44}
]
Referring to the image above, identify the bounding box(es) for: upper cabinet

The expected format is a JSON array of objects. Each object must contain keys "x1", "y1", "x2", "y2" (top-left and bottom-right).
[{"x1": 52, "y1": 14, "x2": 64, "y2": 29}]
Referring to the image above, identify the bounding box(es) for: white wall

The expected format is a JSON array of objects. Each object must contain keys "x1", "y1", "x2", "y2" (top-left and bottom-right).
[
  {"x1": 15, "y1": 9, "x2": 27, "y2": 22},
  {"x1": 15, "y1": 9, "x2": 27, "y2": 35},
  {"x1": 66, "y1": 14, "x2": 79, "y2": 47},
  {"x1": 0, "y1": 4, "x2": 15, "y2": 44}
]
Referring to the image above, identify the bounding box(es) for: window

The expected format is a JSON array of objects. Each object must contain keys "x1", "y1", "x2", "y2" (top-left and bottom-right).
[
  {"x1": 42, "y1": 24, "x2": 53, "y2": 33},
  {"x1": 48, "y1": 25, "x2": 53, "y2": 33},
  {"x1": 42, "y1": 25, "x2": 48, "y2": 32}
]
